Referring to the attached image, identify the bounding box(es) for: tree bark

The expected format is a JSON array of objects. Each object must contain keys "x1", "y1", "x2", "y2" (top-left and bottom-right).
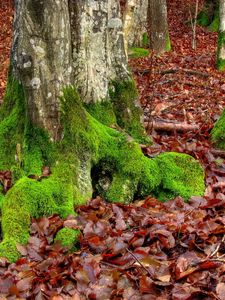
[
  {"x1": 217, "y1": 0, "x2": 225, "y2": 70},
  {"x1": 13, "y1": 0, "x2": 130, "y2": 140},
  {"x1": 147, "y1": 0, "x2": 171, "y2": 54},
  {"x1": 122, "y1": 0, "x2": 148, "y2": 50},
  {"x1": 13, "y1": 0, "x2": 72, "y2": 140}
]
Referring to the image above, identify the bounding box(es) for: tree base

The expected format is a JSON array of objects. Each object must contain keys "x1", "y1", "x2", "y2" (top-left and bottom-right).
[{"x1": 0, "y1": 78, "x2": 205, "y2": 262}]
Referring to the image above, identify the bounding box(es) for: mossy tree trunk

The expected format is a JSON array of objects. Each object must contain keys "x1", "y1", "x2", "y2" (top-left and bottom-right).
[
  {"x1": 0, "y1": 0, "x2": 205, "y2": 262},
  {"x1": 122, "y1": 0, "x2": 148, "y2": 51},
  {"x1": 147, "y1": 0, "x2": 171, "y2": 54},
  {"x1": 217, "y1": 0, "x2": 225, "y2": 70}
]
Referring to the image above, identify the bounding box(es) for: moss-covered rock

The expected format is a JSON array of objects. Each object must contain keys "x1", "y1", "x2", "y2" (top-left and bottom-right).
[
  {"x1": 55, "y1": 227, "x2": 80, "y2": 249},
  {"x1": 154, "y1": 152, "x2": 205, "y2": 201}
]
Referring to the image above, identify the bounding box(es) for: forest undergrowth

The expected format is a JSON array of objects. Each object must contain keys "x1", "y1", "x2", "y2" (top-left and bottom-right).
[{"x1": 1, "y1": 0, "x2": 225, "y2": 299}]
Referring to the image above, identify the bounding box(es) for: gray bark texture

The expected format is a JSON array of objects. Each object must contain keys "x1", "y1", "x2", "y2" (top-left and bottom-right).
[
  {"x1": 147, "y1": 0, "x2": 171, "y2": 54},
  {"x1": 123, "y1": 0, "x2": 148, "y2": 49},
  {"x1": 12, "y1": 0, "x2": 130, "y2": 140}
]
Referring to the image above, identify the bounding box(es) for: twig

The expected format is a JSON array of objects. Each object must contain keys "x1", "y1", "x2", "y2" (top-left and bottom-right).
[
  {"x1": 209, "y1": 235, "x2": 225, "y2": 258},
  {"x1": 133, "y1": 67, "x2": 210, "y2": 78},
  {"x1": 126, "y1": 248, "x2": 152, "y2": 276}
]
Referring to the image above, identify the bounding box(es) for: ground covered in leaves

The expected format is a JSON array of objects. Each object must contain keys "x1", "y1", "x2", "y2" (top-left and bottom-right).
[
  {"x1": 0, "y1": 197, "x2": 225, "y2": 299},
  {"x1": 1, "y1": 0, "x2": 225, "y2": 299}
]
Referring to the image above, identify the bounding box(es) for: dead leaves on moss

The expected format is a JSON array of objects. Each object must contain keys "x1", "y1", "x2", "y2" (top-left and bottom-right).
[{"x1": 0, "y1": 196, "x2": 225, "y2": 299}]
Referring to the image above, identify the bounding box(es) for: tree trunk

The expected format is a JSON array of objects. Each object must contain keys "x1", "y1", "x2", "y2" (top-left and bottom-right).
[
  {"x1": 147, "y1": 0, "x2": 171, "y2": 54},
  {"x1": 217, "y1": 0, "x2": 225, "y2": 70},
  {"x1": 122, "y1": 0, "x2": 148, "y2": 51},
  {"x1": 0, "y1": 0, "x2": 204, "y2": 262}
]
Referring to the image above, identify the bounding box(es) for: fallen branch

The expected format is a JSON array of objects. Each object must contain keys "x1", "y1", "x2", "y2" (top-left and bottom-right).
[
  {"x1": 146, "y1": 120, "x2": 199, "y2": 132},
  {"x1": 133, "y1": 68, "x2": 210, "y2": 78}
]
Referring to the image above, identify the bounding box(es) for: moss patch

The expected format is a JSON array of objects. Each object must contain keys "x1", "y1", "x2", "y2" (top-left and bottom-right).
[
  {"x1": 128, "y1": 48, "x2": 150, "y2": 59},
  {"x1": 142, "y1": 33, "x2": 149, "y2": 48},
  {"x1": 110, "y1": 80, "x2": 151, "y2": 145},
  {"x1": 0, "y1": 75, "x2": 25, "y2": 171},
  {"x1": 84, "y1": 101, "x2": 117, "y2": 127},
  {"x1": 154, "y1": 152, "x2": 205, "y2": 201},
  {"x1": 197, "y1": 11, "x2": 211, "y2": 26},
  {"x1": 208, "y1": 11, "x2": 219, "y2": 32},
  {"x1": 211, "y1": 109, "x2": 225, "y2": 149},
  {"x1": 55, "y1": 227, "x2": 80, "y2": 249}
]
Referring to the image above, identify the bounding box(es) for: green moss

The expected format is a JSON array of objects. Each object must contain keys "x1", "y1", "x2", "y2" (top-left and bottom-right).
[
  {"x1": 208, "y1": 8, "x2": 219, "y2": 32},
  {"x1": 110, "y1": 80, "x2": 151, "y2": 145},
  {"x1": 165, "y1": 34, "x2": 171, "y2": 52},
  {"x1": 154, "y1": 152, "x2": 205, "y2": 201},
  {"x1": 0, "y1": 238, "x2": 21, "y2": 262},
  {"x1": 55, "y1": 227, "x2": 80, "y2": 249},
  {"x1": 142, "y1": 33, "x2": 149, "y2": 48},
  {"x1": 197, "y1": 11, "x2": 210, "y2": 26},
  {"x1": 105, "y1": 142, "x2": 161, "y2": 203},
  {"x1": 216, "y1": 31, "x2": 225, "y2": 71},
  {"x1": 211, "y1": 108, "x2": 225, "y2": 148},
  {"x1": 84, "y1": 101, "x2": 117, "y2": 127},
  {"x1": 0, "y1": 82, "x2": 205, "y2": 262},
  {"x1": 0, "y1": 75, "x2": 25, "y2": 171},
  {"x1": 128, "y1": 48, "x2": 150, "y2": 59}
]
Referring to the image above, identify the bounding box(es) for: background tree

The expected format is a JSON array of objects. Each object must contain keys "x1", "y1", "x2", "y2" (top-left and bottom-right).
[
  {"x1": 0, "y1": 0, "x2": 204, "y2": 262},
  {"x1": 122, "y1": 0, "x2": 148, "y2": 51},
  {"x1": 217, "y1": 0, "x2": 225, "y2": 70},
  {"x1": 147, "y1": 0, "x2": 171, "y2": 54}
]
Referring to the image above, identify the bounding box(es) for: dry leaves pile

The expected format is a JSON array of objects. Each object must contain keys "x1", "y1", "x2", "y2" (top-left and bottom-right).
[
  {"x1": 0, "y1": 0, "x2": 13, "y2": 102},
  {"x1": 0, "y1": 197, "x2": 225, "y2": 299}
]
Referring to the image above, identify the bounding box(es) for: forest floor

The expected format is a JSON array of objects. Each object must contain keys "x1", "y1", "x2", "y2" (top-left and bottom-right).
[{"x1": 1, "y1": 0, "x2": 225, "y2": 299}]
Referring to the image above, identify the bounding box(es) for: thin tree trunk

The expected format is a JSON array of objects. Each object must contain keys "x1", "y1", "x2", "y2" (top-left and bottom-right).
[
  {"x1": 147, "y1": 0, "x2": 171, "y2": 54},
  {"x1": 217, "y1": 0, "x2": 225, "y2": 70}
]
